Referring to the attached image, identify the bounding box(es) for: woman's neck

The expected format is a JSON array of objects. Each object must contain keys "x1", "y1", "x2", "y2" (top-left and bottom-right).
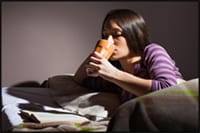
[{"x1": 119, "y1": 55, "x2": 141, "y2": 73}]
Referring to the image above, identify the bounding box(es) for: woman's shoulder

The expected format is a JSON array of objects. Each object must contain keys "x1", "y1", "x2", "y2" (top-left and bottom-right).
[
  {"x1": 143, "y1": 42, "x2": 170, "y2": 63},
  {"x1": 143, "y1": 42, "x2": 167, "y2": 56},
  {"x1": 144, "y1": 42, "x2": 165, "y2": 52}
]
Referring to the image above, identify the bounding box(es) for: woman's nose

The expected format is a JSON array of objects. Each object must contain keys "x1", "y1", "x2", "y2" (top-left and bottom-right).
[{"x1": 108, "y1": 35, "x2": 114, "y2": 44}]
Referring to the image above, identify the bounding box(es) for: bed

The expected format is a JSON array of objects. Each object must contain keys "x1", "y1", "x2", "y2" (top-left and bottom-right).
[
  {"x1": 1, "y1": 75, "x2": 199, "y2": 132},
  {"x1": 1, "y1": 75, "x2": 121, "y2": 131}
]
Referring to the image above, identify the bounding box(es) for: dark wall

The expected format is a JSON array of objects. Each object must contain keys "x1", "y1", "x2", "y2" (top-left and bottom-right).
[{"x1": 2, "y1": 1, "x2": 198, "y2": 86}]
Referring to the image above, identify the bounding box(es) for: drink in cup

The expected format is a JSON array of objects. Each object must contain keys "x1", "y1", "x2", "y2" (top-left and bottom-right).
[{"x1": 95, "y1": 38, "x2": 115, "y2": 60}]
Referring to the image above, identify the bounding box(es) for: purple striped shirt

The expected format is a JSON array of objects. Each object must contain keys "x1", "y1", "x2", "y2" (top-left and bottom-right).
[{"x1": 122, "y1": 43, "x2": 183, "y2": 102}]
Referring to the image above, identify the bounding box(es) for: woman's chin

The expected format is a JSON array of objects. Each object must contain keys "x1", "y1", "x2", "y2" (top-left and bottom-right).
[{"x1": 110, "y1": 56, "x2": 117, "y2": 61}]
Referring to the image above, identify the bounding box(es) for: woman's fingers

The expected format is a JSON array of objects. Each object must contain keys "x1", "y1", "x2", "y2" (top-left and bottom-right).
[
  {"x1": 93, "y1": 51, "x2": 103, "y2": 59},
  {"x1": 85, "y1": 51, "x2": 108, "y2": 77},
  {"x1": 89, "y1": 51, "x2": 105, "y2": 65},
  {"x1": 90, "y1": 56, "x2": 101, "y2": 64},
  {"x1": 85, "y1": 62, "x2": 100, "y2": 71}
]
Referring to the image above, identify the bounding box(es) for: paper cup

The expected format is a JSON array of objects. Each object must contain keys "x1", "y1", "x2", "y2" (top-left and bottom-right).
[{"x1": 95, "y1": 39, "x2": 115, "y2": 60}]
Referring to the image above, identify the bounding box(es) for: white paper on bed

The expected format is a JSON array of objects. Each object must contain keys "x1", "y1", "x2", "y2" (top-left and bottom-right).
[{"x1": 19, "y1": 109, "x2": 90, "y2": 123}]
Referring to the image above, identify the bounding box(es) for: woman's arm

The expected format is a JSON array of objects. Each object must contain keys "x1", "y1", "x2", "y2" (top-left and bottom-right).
[
  {"x1": 73, "y1": 54, "x2": 91, "y2": 84},
  {"x1": 143, "y1": 44, "x2": 183, "y2": 91},
  {"x1": 73, "y1": 42, "x2": 100, "y2": 84},
  {"x1": 87, "y1": 43, "x2": 183, "y2": 96},
  {"x1": 86, "y1": 52, "x2": 152, "y2": 96},
  {"x1": 75, "y1": 52, "x2": 152, "y2": 96},
  {"x1": 110, "y1": 70, "x2": 152, "y2": 96}
]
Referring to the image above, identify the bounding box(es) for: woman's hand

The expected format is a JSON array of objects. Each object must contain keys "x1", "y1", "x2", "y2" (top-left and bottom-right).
[
  {"x1": 85, "y1": 51, "x2": 118, "y2": 81},
  {"x1": 85, "y1": 51, "x2": 152, "y2": 96}
]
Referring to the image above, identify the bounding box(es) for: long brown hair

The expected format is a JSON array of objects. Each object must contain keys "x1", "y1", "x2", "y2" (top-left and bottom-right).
[{"x1": 102, "y1": 9, "x2": 150, "y2": 55}]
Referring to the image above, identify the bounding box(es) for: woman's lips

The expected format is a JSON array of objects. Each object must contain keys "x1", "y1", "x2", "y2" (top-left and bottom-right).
[{"x1": 112, "y1": 50, "x2": 117, "y2": 54}]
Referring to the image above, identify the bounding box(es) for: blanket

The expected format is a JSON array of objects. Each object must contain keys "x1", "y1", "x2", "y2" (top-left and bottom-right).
[
  {"x1": 11, "y1": 75, "x2": 120, "y2": 132},
  {"x1": 107, "y1": 78, "x2": 199, "y2": 131},
  {"x1": 12, "y1": 110, "x2": 110, "y2": 132},
  {"x1": 11, "y1": 76, "x2": 198, "y2": 132},
  {"x1": 47, "y1": 75, "x2": 121, "y2": 117},
  {"x1": 13, "y1": 120, "x2": 109, "y2": 132}
]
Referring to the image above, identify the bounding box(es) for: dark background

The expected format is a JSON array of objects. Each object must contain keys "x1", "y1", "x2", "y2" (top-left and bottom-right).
[{"x1": 2, "y1": 1, "x2": 198, "y2": 86}]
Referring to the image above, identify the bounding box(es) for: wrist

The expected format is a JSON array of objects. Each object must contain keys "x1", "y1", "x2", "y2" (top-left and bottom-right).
[{"x1": 110, "y1": 69, "x2": 123, "y2": 83}]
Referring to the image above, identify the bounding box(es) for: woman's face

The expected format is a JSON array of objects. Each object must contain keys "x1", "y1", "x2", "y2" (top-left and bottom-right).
[{"x1": 103, "y1": 21, "x2": 132, "y2": 61}]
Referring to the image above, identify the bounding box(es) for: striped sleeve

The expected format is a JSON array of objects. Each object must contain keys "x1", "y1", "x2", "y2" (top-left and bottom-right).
[{"x1": 143, "y1": 43, "x2": 180, "y2": 91}]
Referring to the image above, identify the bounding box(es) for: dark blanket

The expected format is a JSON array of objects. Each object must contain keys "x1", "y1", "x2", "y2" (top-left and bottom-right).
[
  {"x1": 47, "y1": 75, "x2": 121, "y2": 117},
  {"x1": 107, "y1": 78, "x2": 199, "y2": 132}
]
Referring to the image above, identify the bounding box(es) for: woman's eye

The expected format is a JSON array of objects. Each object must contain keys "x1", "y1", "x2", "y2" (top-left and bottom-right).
[
  {"x1": 102, "y1": 31, "x2": 123, "y2": 39},
  {"x1": 112, "y1": 34, "x2": 123, "y2": 38},
  {"x1": 112, "y1": 31, "x2": 123, "y2": 38}
]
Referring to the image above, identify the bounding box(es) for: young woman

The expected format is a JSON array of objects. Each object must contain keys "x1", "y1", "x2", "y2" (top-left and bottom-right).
[{"x1": 73, "y1": 9, "x2": 183, "y2": 103}]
